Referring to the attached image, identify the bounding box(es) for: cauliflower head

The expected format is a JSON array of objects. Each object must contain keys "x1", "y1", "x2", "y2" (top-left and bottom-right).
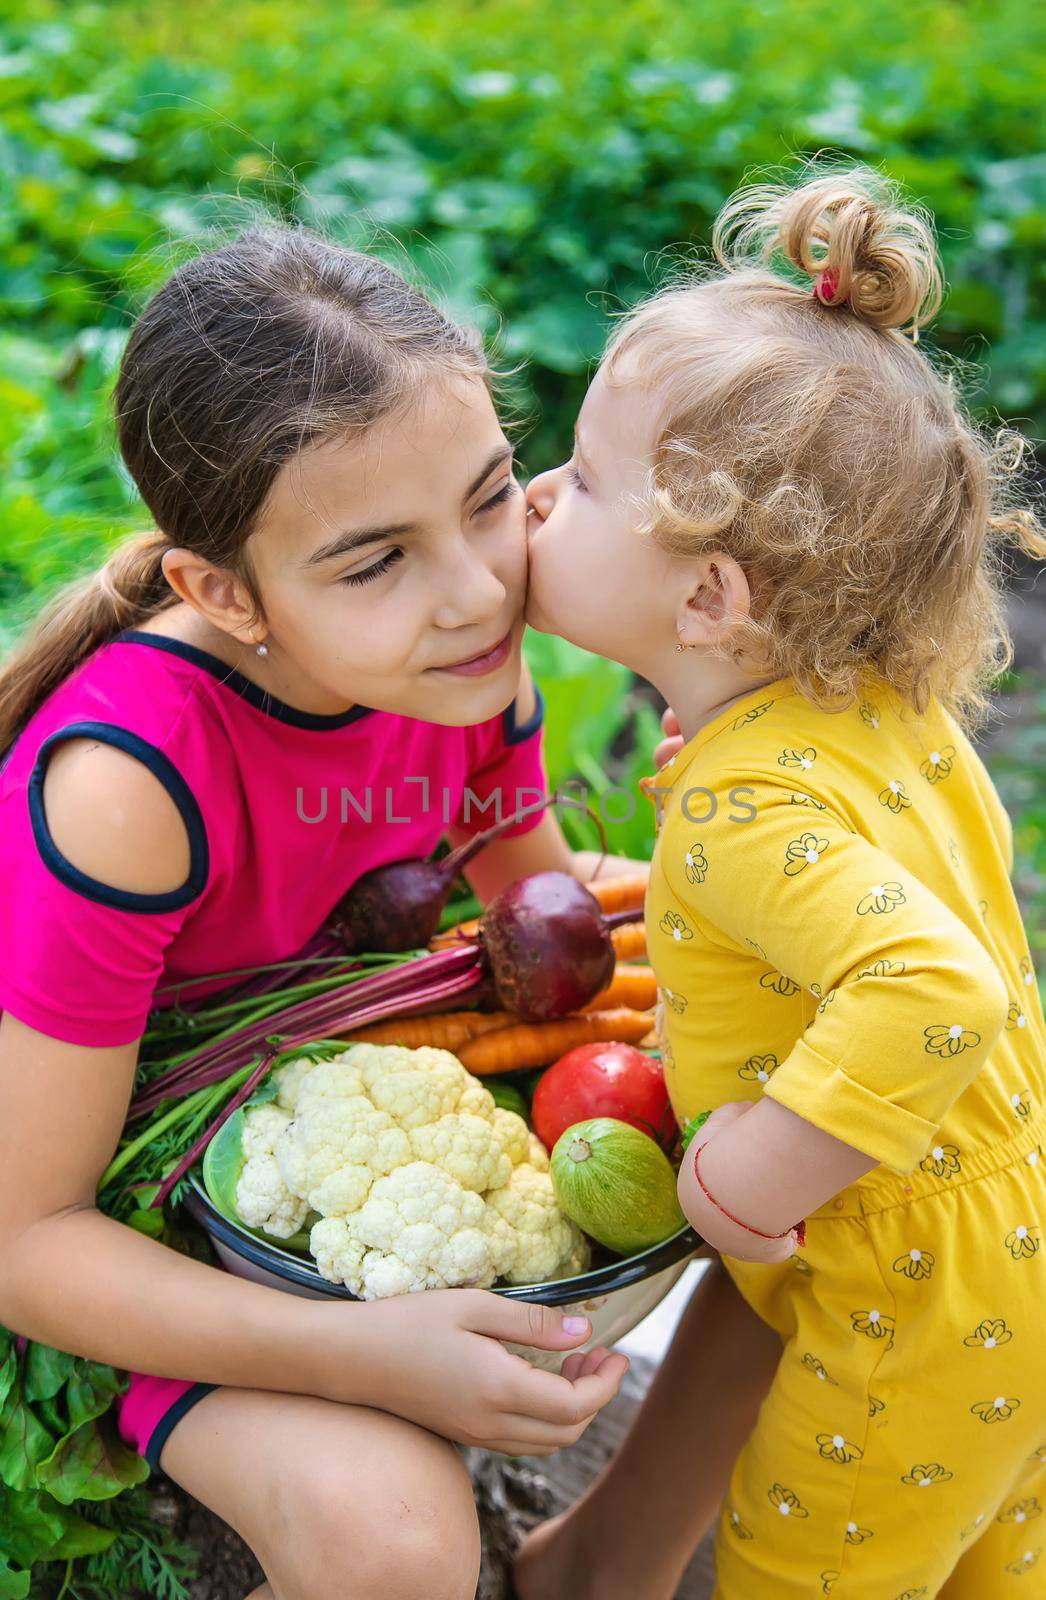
[
  {"x1": 234, "y1": 1103, "x2": 311, "y2": 1239},
  {"x1": 237, "y1": 1042, "x2": 584, "y2": 1297},
  {"x1": 485, "y1": 1162, "x2": 590, "y2": 1285}
]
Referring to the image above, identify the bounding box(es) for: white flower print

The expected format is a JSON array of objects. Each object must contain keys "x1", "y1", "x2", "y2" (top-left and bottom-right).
[
  {"x1": 723, "y1": 1504, "x2": 754, "y2": 1539},
  {"x1": 791, "y1": 1254, "x2": 813, "y2": 1276},
  {"x1": 1011, "y1": 1090, "x2": 1031, "y2": 1120},
  {"x1": 738, "y1": 1053, "x2": 779, "y2": 1084},
  {"x1": 901, "y1": 1462, "x2": 954, "y2": 1487},
  {"x1": 998, "y1": 1498, "x2": 1042, "y2": 1526},
  {"x1": 924, "y1": 1023, "x2": 981, "y2": 1058},
  {"x1": 1020, "y1": 957, "x2": 1035, "y2": 989},
  {"x1": 790, "y1": 790, "x2": 828, "y2": 810},
  {"x1": 963, "y1": 1318, "x2": 1013, "y2": 1350},
  {"x1": 658, "y1": 910, "x2": 693, "y2": 944},
  {"x1": 732, "y1": 700, "x2": 775, "y2": 731},
  {"x1": 858, "y1": 700, "x2": 880, "y2": 729},
  {"x1": 816, "y1": 987, "x2": 837, "y2": 1014},
  {"x1": 815, "y1": 1431, "x2": 863, "y2": 1464},
  {"x1": 858, "y1": 958, "x2": 907, "y2": 978},
  {"x1": 894, "y1": 1589, "x2": 928, "y2": 1600},
  {"x1": 783, "y1": 832, "x2": 829, "y2": 875},
  {"x1": 745, "y1": 937, "x2": 768, "y2": 959},
  {"x1": 1006, "y1": 1225, "x2": 1040, "y2": 1261},
  {"x1": 857, "y1": 881, "x2": 906, "y2": 915},
  {"x1": 879, "y1": 779, "x2": 912, "y2": 814},
  {"x1": 920, "y1": 745, "x2": 955, "y2": 784},
  {"x1": 921, "y1": 1142, "x2": 961, "y2": 1180},
  {"x1": 683, "y1": 842, "x2": 707, "y2": 885},
  {"x1": 760, "y1": 970, "x2": 800, "y2": 997},
  {"x1": 767, "y1": 1483, "x2": 808, "y2": 1519},
  {"x1": 868, "y1": 1394, "x2": 886, "y2": 1418},
  {"x1": 1007, "y1": 1002, "x2": 1029, "y2": 1031},
  {"x1": 778, "y1": 746, "x2": 817, "y2": 771},
  {"x1": 821, "y1": 1573, "x2": 839, "y2": 1596},
  {"x1": 1004, "y1": 1547, "x2": 1041, "y2": 1577},
  {"x1": 800, "y1": 1353, "x2": 839, "y2": 1386},
  {"x1": 971, "y1": 1395, "x2": 1021, "y2": 1423},
  {"x1": 959, "y1": 1512, "x2": 985, "y2": 1541},
  {"x1": 947, "y1": 837, "x2": 960, "y2": 866},
  {"x1": 845, "y1": 1520, "x2": 874, "y2": 1545},
  {"x1": 1027, "y1": 1147, "x2": 1041, "y2": 1170},
  {"x1": 661, "y1": 986, "x2": 688, "y2": 1015},
  {"x1": 851, "y1": 1307, "x2": 895, "y2": 1346},
  {"x1": 893, "y1": 1247, "x2": 935, "y2": 1281}
]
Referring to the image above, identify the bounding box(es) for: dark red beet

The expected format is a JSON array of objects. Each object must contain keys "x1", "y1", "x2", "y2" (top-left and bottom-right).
[
  {"x1": 327, "y1": 796, "x2": 558, "y2": 954},
  {"x1": 329, "y1": 859, "x2": 451, "y2": 953},
  {"x1": 480, "y1": 871, "x2": 616, "y2": 1022}
]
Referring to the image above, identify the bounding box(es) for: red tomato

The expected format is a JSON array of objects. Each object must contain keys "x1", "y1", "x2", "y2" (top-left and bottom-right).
[{"x1": 532, "y1": 1042, "x2": 678, "y2": 1153}]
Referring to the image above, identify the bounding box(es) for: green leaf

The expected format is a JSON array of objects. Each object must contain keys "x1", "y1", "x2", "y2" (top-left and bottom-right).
[
  {"x1": 23, "y1": 1343, "x2": 76, "y2": 1403},
  {"x1": 127, "y1": 1206, "x2": 166, "y2": 1238},
  {"x1": 65, "y1": 1361, "x2": 122, "y2": 1433},
  {"x1": 0, "y1": 1485, "x2": 66, "y2": 1565},
  {"x1": 0, "y1": 1345, "x2": 16, "y2": 1412},
  {"x1": 0, "y1": 1556, "x2": 30, "y2": 1600},
  {"x1": 202, "y1": 1107, "x2": 246, "y2": 1222},
  {"x1": 36, "y1": 1415, "x2": 149, "y2": 1505},
  {"x1": 0, "y1": 1386, "x2": 58, "y2": 1490}
]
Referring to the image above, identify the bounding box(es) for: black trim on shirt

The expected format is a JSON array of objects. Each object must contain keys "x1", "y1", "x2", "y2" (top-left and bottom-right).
[
  {"x1": 143, "y1": 1382, "x2": 219, "y2": 1473},
  {"x1": 28, "y1": 722, "x2": 210, "y2": 913},
  {"x1": 115, "y1": 630, "x2": 375, "y2": 731},
  {"x1": 503, "y1": 683, "x2": 545, "y2": 746}
]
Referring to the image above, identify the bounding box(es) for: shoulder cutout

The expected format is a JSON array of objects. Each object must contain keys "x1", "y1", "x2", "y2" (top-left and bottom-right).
[{"x1": 30, "y1": 724, "x2": 208, "y2": 911}]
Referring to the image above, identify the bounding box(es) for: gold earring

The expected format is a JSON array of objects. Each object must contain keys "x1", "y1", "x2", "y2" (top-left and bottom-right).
[{"x1": 675, "y1": 632, "x2": 694, "y2": 653}]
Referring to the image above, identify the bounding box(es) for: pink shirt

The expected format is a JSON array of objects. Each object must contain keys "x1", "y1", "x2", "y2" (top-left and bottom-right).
[{"x1": 0, "y1": 629, "x2": 547, "y2": 1047}]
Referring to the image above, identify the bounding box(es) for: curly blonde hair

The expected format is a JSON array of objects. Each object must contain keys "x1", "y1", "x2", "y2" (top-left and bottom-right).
[{"x1": 605, "y1": 163, "x2": 1045, "y2": 729}]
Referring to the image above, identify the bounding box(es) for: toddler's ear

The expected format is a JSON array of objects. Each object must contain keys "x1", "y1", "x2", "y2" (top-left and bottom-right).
[{"x1": 677, "y1": 554, "x2": 751, "y2": 647}]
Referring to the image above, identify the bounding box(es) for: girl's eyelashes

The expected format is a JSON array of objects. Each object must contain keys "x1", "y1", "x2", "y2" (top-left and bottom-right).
[
  {"x1": 339, "y1": 480, "x2": 516, "y2": 587},
  {"x1": 567, "y1": 463, "x2": 587, "y2": 492},
  {"x1": 478, "y1": 478, "x2": 519, "y2": 515},
  {"x1": 340, "y1": 548, "x2": 404, "y2": 588}
]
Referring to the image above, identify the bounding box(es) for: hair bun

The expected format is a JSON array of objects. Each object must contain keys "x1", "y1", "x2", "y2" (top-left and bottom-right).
[{"x1": 713, "y1": 164, "x2": 943, "y2": 336}]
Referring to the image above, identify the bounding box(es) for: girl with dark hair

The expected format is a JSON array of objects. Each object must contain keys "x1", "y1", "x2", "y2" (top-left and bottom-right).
[{"x1": 0, "y1": 227, "x2": 652, "y2": 1599}]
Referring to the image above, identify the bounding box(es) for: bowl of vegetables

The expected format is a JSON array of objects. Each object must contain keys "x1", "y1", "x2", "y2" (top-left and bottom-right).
[
  {"x1": 181, "y1": 1030, "x2": 700, "y2": 1368},
  {"x1": 115, "y1": 867, "x2": 702, "y2": 1364}
]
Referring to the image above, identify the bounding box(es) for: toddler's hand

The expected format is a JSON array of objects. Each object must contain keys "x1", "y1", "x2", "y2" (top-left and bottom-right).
[
  {"x1": 680, "y1": 1102, "x2": 804, "y2": 1265},
  {"x1": 654, "y1": 706, "x2": 685, "y2": 770}
]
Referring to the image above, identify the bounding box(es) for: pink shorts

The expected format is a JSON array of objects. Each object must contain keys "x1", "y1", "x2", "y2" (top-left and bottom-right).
[
  {"x1": 14, "y1": 1340, "x2": 208, "y2": 1475},
  {"x1": 117, "y1": 1373, "x2": 218, "y2": 1473}
]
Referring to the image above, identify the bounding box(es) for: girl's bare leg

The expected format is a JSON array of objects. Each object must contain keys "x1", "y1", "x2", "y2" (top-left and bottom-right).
[
  {"x1": 159, "y1": 1386, "x2": 482, "y2": 1600},
  {"x1": 515, "y1": 1256, "x2": 781, "y2": 1600}
]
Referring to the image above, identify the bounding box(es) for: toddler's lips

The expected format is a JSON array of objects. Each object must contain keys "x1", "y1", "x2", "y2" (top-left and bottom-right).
[{"x1": 432, "y1": 630, "x2": 514, "y2": 677}]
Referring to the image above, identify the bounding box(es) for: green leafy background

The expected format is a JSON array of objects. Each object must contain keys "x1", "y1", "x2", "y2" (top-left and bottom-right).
[{"x1": 1, "y1": 0, "x2": 1044, "y2": 1592}]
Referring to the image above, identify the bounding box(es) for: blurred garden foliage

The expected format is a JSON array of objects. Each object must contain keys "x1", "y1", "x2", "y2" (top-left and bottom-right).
[{"x1": 0, "y1": 0, "x2": 1043, "y2": 882}]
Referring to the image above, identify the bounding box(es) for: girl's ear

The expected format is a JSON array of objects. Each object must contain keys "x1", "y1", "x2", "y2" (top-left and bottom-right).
[
  {"x1": 676, "y1": 554, "x2": 751, "y2": 647},
  {"x1": 161, "y1": 548, "x2": 260, "y2": 642}
]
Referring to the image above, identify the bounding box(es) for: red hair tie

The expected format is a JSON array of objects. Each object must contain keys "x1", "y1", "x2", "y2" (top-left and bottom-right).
[{"x1": 813, "y1": 267, "x2": 842, "y2": 306}]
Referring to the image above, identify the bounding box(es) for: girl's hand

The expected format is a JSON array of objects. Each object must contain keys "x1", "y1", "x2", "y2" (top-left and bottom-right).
[
  {"x1": 329, "y1": 1289, "x2": 629, "y2": 1456},
  {"x1": 679, "y1": 1101, "x2": 803, "y2": 1265},
  {"x1": 654, "y1": 706, "x2": 684, "y2": 770}
]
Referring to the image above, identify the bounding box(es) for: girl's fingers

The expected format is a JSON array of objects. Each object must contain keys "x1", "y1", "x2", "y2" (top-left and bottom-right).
[
  {"x1": 559, "y1": 1351, "x2": 587, "y2": 1382},
  {"x1": 662, "y1": 707, "x2": 682, "y2": 738},
  {"x1": 505, "y1": 1349, "x2": 629, "y2": 1426}
]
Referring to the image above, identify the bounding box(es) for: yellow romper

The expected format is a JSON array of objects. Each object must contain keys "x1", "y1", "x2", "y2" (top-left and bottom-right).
[{"x1": 645, "y1": 678, "x2": 1045, "y2": 1600}]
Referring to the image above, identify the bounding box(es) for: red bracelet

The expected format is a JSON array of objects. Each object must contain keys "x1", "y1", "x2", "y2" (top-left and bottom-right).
[{"x1": 692, "y1": 1143, "x2": 807, "y2": 1249}]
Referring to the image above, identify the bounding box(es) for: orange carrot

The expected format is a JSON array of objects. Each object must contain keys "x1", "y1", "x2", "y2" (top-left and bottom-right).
[
  {"x1": 586, "y1": 963, "x2": 658, "y2": 1013},
  {"x1": 610, "y1": 921, "x2": 647, "y2": 961},
  {"x1": 587, "y1": 874, "x2": 648, "y2": 915},
  {"x1": 348, "y1": 1010, "x2": 514, "y2": 1052},
  {"x1": 429, "y1": 917, "x2": 481, "y2": 951},
  {"x1": 458, "y1": 1008, "x2": 653, "y2": 1075}
]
